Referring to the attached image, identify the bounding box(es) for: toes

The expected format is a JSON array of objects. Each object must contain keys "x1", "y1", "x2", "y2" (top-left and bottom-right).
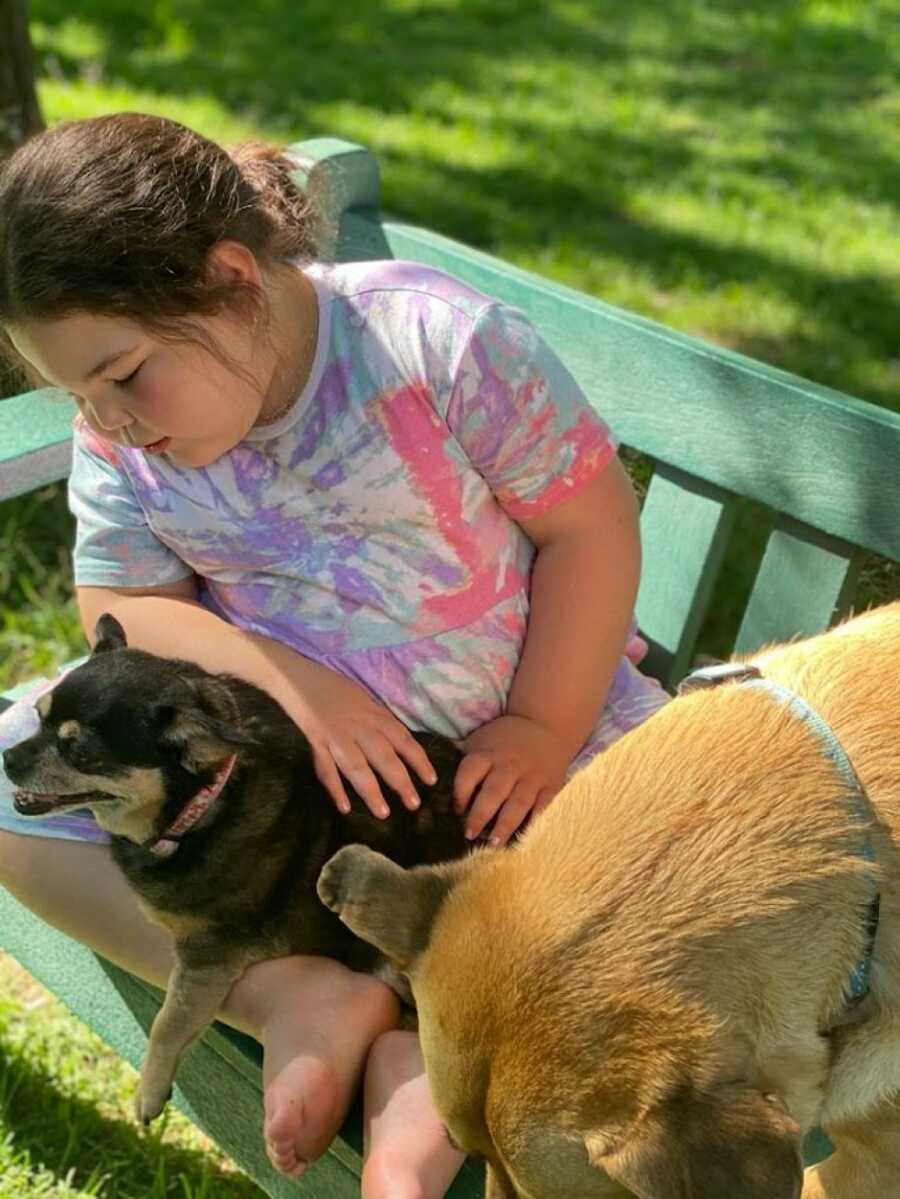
[
  {"x1": 265, "y1": 1133, "x2": 308, "y2": 1178},
  {"x1": 263, "y1": 1057, "x2": 344, "y2": 1173},
  {"x1": 265, "y1": 1111, "x2": 311, "y2": 1177}
]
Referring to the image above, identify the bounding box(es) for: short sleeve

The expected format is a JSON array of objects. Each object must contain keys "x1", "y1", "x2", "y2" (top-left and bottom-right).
[
  {"x1": 68, "y1": 424, "x2": 194, "y2": 588},
  {"x1": 446, "y1": 302, "x2": 617, "y2": 520}
]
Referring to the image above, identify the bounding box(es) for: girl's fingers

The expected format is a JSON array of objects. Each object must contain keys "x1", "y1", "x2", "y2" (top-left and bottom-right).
[
  {"x1": 358, "y1": 730, "x2": 423, "y2": 812},
  {"x1": 487, "y1": 781, "x2": 540, "y2": 847},
  {"x1": 310, "y1": 744, "x2": 352, "y2": 815},
  {"x1": 327, "y1": 743, "x2": 391, "y2": 819},
  {"x1": 464, "y1": 766, "x2": 517, "y2": 841},
  {"x1": 531, "y1": 787, "x2": 557, "y2": 819},
  {"x1": 388, "y1": 726, "x2": 438, "y2": 789},
  {"x1": 453, "y1": 753, "x2": 493, "y2": 813}
]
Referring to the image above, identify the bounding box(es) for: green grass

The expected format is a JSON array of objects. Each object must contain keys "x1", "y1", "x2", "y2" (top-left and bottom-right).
[
  {"x1": 0, "y1": 954, "x2": 263, "y2": 1198},
  {"x1": 2, "y1": 0, "x2": 899, "y2": 687}
]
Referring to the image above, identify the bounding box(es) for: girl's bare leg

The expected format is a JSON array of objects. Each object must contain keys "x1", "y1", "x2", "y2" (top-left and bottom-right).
[
  {"x1": 0, "y1": 831, "x2": 400, "y2": 1177},
  {"x1": 361, "y1": 1029, "x2": 466, "y2": 1199}
]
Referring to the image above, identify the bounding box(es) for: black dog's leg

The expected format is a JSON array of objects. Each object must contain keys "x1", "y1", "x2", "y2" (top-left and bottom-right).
[{"x1": 136, "y1": 952, "x2": 247, "y2": 1124}]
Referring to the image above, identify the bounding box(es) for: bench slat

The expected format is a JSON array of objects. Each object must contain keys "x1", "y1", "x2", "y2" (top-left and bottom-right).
[
  {"x1": 635, "y1": 464, "x2": 738, "y2": 688},
  {"x1": 734, "y1": 517, "x2": 863, "y2": 654},
  {"x1": 337, "y1": 211, "x2": 900, "y2": 564},
  {"x1": 0, "y1": 390, "x2": 75, "y2": 500}
]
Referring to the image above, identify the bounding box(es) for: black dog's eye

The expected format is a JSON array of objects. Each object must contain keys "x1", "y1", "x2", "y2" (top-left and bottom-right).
[
  {"x1": 62, "y1": 737, "x2": 104, "y2": 772},
  {"x1": 68, "y1": 746, "x2": 99, "y2": 770}
]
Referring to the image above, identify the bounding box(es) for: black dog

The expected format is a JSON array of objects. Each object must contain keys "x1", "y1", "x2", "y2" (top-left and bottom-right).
[{"x1": 3, "y1": 613, "x2": 468, "y2": 1122}]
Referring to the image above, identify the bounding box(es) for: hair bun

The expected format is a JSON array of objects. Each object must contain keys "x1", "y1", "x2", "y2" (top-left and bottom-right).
[{"x1": 229, "y1": 142, "x2": 317, "y2": 260}]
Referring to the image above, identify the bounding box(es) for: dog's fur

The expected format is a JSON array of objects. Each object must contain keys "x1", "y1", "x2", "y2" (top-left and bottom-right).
[
  {"x1": 318, "y1": 603, "x2": 900, "y2": 1199},
  {"x1": 3, "y1": 614, "x2": 468, "y2": 1124}
]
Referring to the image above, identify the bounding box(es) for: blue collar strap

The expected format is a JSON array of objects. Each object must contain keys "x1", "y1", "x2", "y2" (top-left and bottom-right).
[{"x1": 679, "y1": 663, "x2": 880, "y2": 1009}]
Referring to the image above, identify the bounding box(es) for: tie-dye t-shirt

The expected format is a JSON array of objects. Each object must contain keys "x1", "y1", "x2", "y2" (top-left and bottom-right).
[{"x1": 0, "y1": 260, "x2": 667, "y2": 845}]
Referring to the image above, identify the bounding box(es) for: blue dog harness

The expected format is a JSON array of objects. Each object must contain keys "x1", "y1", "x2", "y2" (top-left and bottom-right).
[{"x1": 679, "y1": 663, "x2": 880, "y2": 1011}]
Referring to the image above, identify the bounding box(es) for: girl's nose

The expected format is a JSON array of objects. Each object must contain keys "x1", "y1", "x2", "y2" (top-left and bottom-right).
[{"x1": 85, "y1": 396, "x2": 133, "y2": 432}]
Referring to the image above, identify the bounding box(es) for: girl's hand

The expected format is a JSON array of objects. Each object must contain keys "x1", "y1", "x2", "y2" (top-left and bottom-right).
[
  {"x1": 288, "y1": 667, "x2": 437, "y2": 819},
  {"x1": 453, "y1": 715, "x2": 570, "y2": 846}
]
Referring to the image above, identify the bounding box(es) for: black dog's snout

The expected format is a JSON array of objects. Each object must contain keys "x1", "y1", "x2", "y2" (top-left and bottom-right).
[{"x1": 2, "y1": 739, "x2": 38, "y2": 783}]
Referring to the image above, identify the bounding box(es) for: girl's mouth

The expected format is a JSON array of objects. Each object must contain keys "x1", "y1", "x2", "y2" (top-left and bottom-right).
[{"x1": 143, "y1": 437, "x2": 171, "y2": 455}]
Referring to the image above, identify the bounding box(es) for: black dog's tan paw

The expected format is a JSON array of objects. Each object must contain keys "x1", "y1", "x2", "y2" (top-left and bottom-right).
[{"x1": 134, "y1": 1078, "x2": 173, "y2": 1125}]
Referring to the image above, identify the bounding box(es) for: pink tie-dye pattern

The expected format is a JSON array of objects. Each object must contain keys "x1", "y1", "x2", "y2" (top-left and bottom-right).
[
  {"x1": 75, "y1": 416, "x2": 120, "y2": 467},
  {"x1": 498, "y1": 417, "x2": 617, "y2": 520},
  {"x1": 378, "y1": 382, "x2": 528, "y2": 628}
]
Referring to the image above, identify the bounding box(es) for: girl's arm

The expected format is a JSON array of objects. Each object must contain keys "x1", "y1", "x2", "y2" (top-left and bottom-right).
[
  {"x1": 77, "y1": 582, "x2": 436, "y2": 817},
  {"x1": 454, "y1": 456, "x2": 641, "y2": 843}
]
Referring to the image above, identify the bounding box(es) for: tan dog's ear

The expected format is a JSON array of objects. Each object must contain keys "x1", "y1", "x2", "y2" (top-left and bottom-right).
[
  {"x1": 317, "y1": 845, "x2": 466, "y2": 969},
  {"x1": 589, "y1": 1084, "x2": 802, "y2": 1199}
]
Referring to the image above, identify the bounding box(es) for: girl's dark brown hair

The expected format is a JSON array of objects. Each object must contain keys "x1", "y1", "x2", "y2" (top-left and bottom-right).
[{"x1": 0, "y1": 112, "x2": 317, "y2": 375}]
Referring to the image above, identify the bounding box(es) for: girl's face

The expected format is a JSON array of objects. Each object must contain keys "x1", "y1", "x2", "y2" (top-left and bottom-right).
[{"x1": 8, "y1": 308, "x2": 272, "y2": 468}]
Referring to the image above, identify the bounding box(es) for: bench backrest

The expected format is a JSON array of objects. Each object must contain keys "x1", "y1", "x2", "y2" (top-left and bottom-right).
[{"x1": 3, "y1": 137, "x2": 899, "y2": 690}]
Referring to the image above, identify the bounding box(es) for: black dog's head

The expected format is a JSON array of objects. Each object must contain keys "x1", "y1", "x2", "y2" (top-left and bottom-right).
[{"x1": 3, "y1": 614, "x2": 257, "y2": 842}]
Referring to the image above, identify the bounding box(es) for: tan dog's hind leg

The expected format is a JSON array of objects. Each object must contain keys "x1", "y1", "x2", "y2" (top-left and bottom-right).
[
  {"x1": 136, "y1": 955, "x2": 244, "y2": 1124},
  {"x1": 803, "y1": 1097, "x2": 900, "y2": 1199}
]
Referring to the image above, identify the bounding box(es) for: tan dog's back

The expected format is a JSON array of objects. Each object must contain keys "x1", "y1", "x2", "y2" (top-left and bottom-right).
[{"x1": 753, "y1": 602, "x2": 900, "y2": 841}]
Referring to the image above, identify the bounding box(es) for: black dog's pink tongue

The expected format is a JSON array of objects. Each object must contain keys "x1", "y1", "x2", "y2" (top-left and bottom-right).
[{"x1": 13, "y1": 791, "x2": 59, "y2": 816}]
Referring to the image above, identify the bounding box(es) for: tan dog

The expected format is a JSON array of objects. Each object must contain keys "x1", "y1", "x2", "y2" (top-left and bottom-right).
[{"x1": 318, "y1": 603, "x2": 900, "y2": 1199}]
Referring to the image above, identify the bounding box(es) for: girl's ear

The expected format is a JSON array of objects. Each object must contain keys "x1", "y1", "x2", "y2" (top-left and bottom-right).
[
  {"x1": 92, "y1": 612, "x2": 128, "y2": 654},
  {"x1": 204, "y1": 239, "x2": 263, "y2": 289},
  {"x1": 317, "y1": 845, "x2": 471, "y2": 971}
]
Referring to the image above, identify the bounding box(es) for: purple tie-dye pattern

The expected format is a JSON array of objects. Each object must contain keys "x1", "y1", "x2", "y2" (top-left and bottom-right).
[{"x1": 0, "y1": 260, "x2": 669, "y2": 846}]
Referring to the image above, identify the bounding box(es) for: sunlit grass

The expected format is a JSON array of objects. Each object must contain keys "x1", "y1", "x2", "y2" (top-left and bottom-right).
[{"x1": 0, "y1": 954, "x2": 263, "y2": 1198}]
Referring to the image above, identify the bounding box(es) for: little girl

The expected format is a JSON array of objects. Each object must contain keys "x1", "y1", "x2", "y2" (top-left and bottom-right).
[{"x1": 0, "y1": 113, "x2": 668, "y2": 1198}]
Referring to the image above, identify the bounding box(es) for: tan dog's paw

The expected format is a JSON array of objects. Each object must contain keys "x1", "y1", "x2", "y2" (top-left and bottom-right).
[{"x1": 317, "y1": 844, "x2": 383, "y2": 917}]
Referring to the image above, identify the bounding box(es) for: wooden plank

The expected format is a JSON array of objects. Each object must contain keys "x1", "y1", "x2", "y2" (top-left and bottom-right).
[
  {"x1": 0, "y1": 389, "x2": 75, "y2": 500},
  {"x1": 635, "y1": 464, "x2": 738, "y2": 689},
  {"x1": 286, "y1": 137, "x2": 382, "y2": 260},
  {"x1": 734, "y1": 516, "x2": 863, "y2": 654},
  {"x1": 336, "y1": 210, "x2": 900, "y2": 563}
]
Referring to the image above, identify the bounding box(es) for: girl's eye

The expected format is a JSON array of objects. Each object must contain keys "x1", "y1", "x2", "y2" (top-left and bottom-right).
[{"x1": 114, "y1": 363, "x2": 142, "y2": 388}]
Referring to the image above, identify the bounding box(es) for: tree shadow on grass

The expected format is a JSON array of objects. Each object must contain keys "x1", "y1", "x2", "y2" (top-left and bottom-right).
[
  {"x1": 0, "y1": 1019, "x2": 263, "y2": 1197},
  {"x1": 27, "y1": 0, "x2": 899, "y2": 408}
]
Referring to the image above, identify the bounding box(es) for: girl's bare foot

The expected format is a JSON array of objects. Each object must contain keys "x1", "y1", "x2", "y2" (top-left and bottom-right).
[
  {"x1": 232, "y1": 955, "x2": 400, "y2": 1177},
  {"x1": 362, "y1": 1029, "x2": 465, "y2": 1199}
]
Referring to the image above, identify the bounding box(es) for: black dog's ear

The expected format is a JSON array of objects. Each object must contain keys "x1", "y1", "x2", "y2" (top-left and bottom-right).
[
  {"x1": 157, "y1": 678, "x2": 257, "y2": 772},
  {"x1": 92, "y1": 613, "x2": 128, "y2": 654}
]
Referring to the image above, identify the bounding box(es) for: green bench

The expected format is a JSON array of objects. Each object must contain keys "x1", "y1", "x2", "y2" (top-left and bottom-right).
[{"x1": 2, "y1": 136, "x2": 899, "y2": 1196}]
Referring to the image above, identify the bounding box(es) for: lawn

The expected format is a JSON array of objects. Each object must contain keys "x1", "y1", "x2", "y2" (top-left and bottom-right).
[
  {"x1": 1, "y1": 1, "x2": 899, "y2": 1193},
  {"x1": 0, "y1": 953, "x2": 263, "y2": 1197}
]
